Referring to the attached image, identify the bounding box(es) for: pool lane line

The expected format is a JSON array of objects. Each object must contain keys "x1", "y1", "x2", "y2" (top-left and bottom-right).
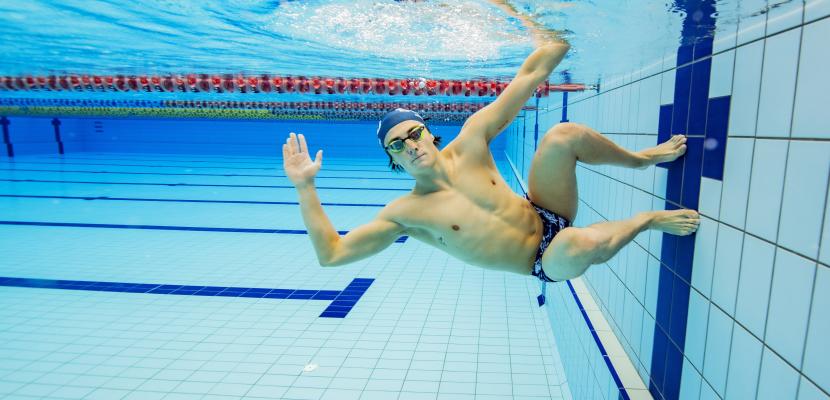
[
  {"x1": 0, "y1": 276, "x2": 374, "y2": 319},
  {"x1": 3, "y1": 160, "x2": 392, "y2": 173},
  {"x1": 0, "y1": 179, "x2": 411, "y2": 191},
  {"x1": 0, "y1": 194, "x2": 386, "y2": 207},
  {"x1": 0, "y1": 168, "x2": 414, "y2": 181},
  {"x1": 36, "y1": 155, "x2": 390, "y2": 168},
  {"x1": 0, "y1": 221, "x2": 408, "y2": 243}
]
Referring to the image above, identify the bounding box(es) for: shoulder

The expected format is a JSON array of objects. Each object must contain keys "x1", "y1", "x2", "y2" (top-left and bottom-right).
[
  {"x1": 443, "y1": 124, "x2": 489, "y2": 157},
  {"x1": 378, "y1": 194, "x2": 419, "y2": 223}
]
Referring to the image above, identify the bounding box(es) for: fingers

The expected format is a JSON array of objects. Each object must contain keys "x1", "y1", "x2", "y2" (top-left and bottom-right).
[
  {"x1": 282, "y1": 143, "x2": 288, "y2": 159},
  {"x1": 299, "y1": 134, "x2": 309, "y2": 155},
  {"x1": 314, "y1": 150, "x2": 323, "y2": 167}
]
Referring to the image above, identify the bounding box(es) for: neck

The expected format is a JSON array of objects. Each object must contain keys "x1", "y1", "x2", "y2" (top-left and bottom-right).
[{"x1": 411, "y1": 152, "x2": 452, "y2": 194}]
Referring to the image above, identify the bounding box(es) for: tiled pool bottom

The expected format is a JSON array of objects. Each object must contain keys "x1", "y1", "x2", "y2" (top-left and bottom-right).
[{"x1": 0, "y1": 153, "x2": 571, "y2": 400}]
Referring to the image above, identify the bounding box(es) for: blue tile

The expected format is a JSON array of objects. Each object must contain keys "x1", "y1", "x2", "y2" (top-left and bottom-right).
[
  {"x1": 688, "y1": 59, "x2": 712, "y2": 135},
  {"x1": 661, "y1": 232, "x2": 678, "y2": 273},
  {"x1": 677, "y1": 44, "x2": 695, "y2": 66},
  {"x1": 693, "y1": 38, "x2": 714, "y2": 61},
  {"x1": 658, "y1": 105, "x2": 674, "y2": 150},
  {"x1": 668, "y1": 278, "x2": 690, "y2": 346},
  {"x1": 663, "y1": 343, "x2": 683, "y2": 400},
  {"x1": 680, "y1": 137, "x2": 704, "y2": 210},
  {"x1": 702, "y1": 96, "x2": 730, "y2": 181},
  {"x1": 672, "y1": 65, "x2": 693, "y2": 134},
  {"x1": 674, "y1": 235, "x2": 695, "y2": 282},
  {"x1": 655, "y1": 264, "x2": 675, "y2": 329},
  {"x1": 649, "y1": 328, "x2": 669, "y2": 397}
]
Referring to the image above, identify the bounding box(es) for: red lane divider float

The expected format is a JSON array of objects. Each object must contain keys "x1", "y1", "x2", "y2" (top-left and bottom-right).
[{"x1": 0, "y1": 74, "x2": 590, "y2": 97}]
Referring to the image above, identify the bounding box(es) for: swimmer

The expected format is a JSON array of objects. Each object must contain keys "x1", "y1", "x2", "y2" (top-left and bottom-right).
[{"x1": 283, "y1": 10, "x2": 698, "y2": 284}]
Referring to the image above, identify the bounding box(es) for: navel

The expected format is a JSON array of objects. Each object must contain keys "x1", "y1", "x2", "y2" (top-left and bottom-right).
[
  {"x1": 452, "y1": 224, "x2": 460, "y2": 231},
  {"x1": 491, "y1": 179, "x2": 496, "y2": 185}
]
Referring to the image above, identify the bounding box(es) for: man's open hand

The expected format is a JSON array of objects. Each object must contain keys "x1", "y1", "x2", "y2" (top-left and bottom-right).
[{"x1": 282, "y1": 132, "x2": 323, "y2": 188}]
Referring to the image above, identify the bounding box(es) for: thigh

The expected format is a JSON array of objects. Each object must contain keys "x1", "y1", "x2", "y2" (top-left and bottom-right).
[{"x1": 528, "y1": 133, "x2": 578, "y2": 222}]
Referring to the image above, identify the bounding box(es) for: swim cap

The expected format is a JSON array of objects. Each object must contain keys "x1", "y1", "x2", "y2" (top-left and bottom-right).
[{"x1": 376, "y1": 108, "x2": 425, "y2": 148}]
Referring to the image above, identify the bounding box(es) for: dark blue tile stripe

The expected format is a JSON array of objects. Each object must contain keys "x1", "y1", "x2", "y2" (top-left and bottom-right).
[
  {"x1": 702, "y1": 96, "x2": 730, "y2": 181},
  {"x1": 0, "y1": 276, "x2": 374, "y2": 318},
  {"x1": 650, "y1": 1, "x2": 718, "y2": 398},
  {"x1": 0, "y1": 194, "x2": 386, "y2": 208},
  {"x1": 0, "y1": 168, "x2": 413, "y2": 181},
  {"x1": 0, "y1": 221, "x2": 409, "y2": 243},
  {"x1": 0, "y1": 179, "x2": 410, "y2": 192},
  {"x1": 5, "y1": 160, "x2": 393, "y2": 173}
]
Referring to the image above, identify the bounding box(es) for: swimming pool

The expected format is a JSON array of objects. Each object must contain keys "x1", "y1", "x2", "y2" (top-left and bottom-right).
[{"x1": 2, "y1": 1, "x2": 830, "y2": 400}]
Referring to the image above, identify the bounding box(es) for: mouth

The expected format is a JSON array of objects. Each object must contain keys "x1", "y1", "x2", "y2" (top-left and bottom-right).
[{"x1": 412, "y1": 154, "x2": 424, "y2": 162}]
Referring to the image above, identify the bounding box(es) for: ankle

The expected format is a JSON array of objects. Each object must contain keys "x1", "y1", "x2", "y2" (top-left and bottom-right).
[{"x1": 637, "y1": 211, "x2": 655, "y2": 230}]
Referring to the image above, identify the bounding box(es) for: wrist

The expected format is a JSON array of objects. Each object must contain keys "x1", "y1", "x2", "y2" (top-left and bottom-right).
[{"x1": 295, "y1": 180, "x2": 315, "y2": 190}]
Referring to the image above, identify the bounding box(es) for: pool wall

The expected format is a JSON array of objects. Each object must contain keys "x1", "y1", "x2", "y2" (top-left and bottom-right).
[{"x1": 506, "y1": 2, "x2": 830, "y2": 400}]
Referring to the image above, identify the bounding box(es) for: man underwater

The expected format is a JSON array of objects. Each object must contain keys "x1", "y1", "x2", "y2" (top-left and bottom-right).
[{"x1": 282, "y1": 29, "x2": 698, "y2": 285}]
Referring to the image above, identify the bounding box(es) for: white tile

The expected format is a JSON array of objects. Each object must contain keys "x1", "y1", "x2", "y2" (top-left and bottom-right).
[
  {"x1": 710, "y1": 223, "x2": 744, "y2": 314},
  {"x1": 757, "y1": 28, "x2": 801, "y2": 137},
  {"x1": 778, "y1": 140, "x2": 830, "y2": 258},
  {"x1": 653, "y1": 167, "x2": 667, "y2": 200},
  {"x1": 719, "y1": 138, "x2": 755, "y2": 228},
  {"x1": 803, "y1": 266, "x2": 830, "y2": 393},
  {"x1": 792, "y1": 17, "x2": 830, "y2": 139},
  {"x1": 698, "y1": 177, "x2": 722, "y2": 219},
  {"x1": 766, "y1": 0, "x2": 805, "y2": 35},
  {"x1": 805, "y1": 0, "x2": 830, "y2": 22},
  {"x1": 703, "y1": 303, "x2": 733, "y2": 397},
  {"x1": 798, "y1": 375, "x2": 830, "y2": 400},
  {"x1": 822, "y1": 183, "x2": 830, "y2": 266},
  {"x1": 724, "y1": 323, "x2": 763, "y2": 400},
  {"x1": 709, "y1": 50, "x2": 735, "y2": 98},
  {"x1": 713, "y1": 3, "x2": 740, "y2": 54},
  {"x1": 699, "y1": 380, "x2": 720, "y2": 400},
  {"x1": 684, "y1": 290, "x2": 710, "y2": 370},
  {"x1": 691, "y1": 217, "x2": 718, "y2": 297},
  {"x1": 660, "y1": 69, "x2": 676, "y2": 105},
  {"x1": 736, "y1": 0, "x2": 769, "y2": 45},
  {"x1": 745, "y1": 139, "x2": 788, "y2": 241},
  {"x1": 679, "y1": 359, "x2": 702, "y2": 400},
  {"x1": 728, "y1": 41, "x2": 764, "y2": 136},
  {"x1": 757, "y1": 347, "x2": 800, "y2": 400},
  {"x1": 637, "y1": 76, "x2": 661, "y2": 134},
  {"x1": 765, "y1": 248, "x2": 816, "y2": 367},
  {"x1": 735, "y1": 235, "x2": 776, "y2": 338}
]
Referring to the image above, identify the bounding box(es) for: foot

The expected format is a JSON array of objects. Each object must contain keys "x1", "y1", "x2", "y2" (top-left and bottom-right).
[
  {"x1": 635, "y1": 135, "x2": 687, "y2": 169},
  {"x1": 645, "y1": 209, "x2": 700, "y2": 236}
]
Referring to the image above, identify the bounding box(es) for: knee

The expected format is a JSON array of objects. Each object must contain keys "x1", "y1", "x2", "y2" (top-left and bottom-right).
[
  {"x1": 558, "y1": 229, "x2": 606, "y2": 265},
  {"x1": 541, "y1": 122, "x2": 586, "y2": 148}
]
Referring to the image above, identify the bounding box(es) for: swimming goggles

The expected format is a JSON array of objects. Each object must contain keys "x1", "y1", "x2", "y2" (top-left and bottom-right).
[{"x1": 384, "y1": 125, "x2": 426, "y2": 153}]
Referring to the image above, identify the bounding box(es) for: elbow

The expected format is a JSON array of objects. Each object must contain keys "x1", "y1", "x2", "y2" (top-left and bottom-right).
[{"x1": 318, "y1": 256, "x2": 339, "y2": 267}]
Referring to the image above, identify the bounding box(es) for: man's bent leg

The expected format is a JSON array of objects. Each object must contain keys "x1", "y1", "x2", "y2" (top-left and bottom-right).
[
  {"x1": 527, "y1": 122, "x2": 688, "y2": 223},
  {"x1": 541, "y1": 209, "x2": 700, "y2": 281}
]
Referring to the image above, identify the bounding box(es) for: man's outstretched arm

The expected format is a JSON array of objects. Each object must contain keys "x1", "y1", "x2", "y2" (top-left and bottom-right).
[
  {"x1": 458, "y1": 2, "x2": 570, "y2": 144},
  {"x1": 284, "y1": 133, "x2": 405, "y2": 266}
]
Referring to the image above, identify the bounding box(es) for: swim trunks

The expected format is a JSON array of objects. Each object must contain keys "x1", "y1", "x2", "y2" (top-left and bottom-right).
[{"x1": 527, "y1": 194, "x2": 571, "y2": 283}]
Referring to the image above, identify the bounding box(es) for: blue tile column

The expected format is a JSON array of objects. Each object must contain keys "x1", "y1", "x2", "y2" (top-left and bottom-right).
[{"x1": 649, "y1": 1, "x2": 731, "y2": 399}]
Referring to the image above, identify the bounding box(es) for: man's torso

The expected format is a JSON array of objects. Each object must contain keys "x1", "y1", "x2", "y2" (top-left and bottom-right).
[{"x1": 388, "y1": 137, "x2": 543, "y2": 275}]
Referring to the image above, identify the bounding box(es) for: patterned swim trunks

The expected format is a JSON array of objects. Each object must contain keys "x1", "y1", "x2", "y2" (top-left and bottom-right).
[{"x1": 526, "y1": 194, "x2": 571, "y2": 283}]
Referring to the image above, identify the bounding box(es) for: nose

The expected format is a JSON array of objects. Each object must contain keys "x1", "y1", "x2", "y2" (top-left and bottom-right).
[{"x1": 403, "y1": 138, "x2": 419, "y2": 153}]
